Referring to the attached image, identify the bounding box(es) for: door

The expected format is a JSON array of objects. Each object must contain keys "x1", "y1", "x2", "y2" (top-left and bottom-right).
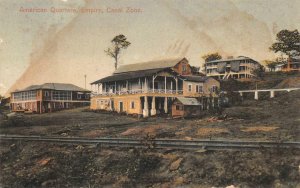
[{"x1": 119, "y1": 101, "x2": 123, "y2": 112}]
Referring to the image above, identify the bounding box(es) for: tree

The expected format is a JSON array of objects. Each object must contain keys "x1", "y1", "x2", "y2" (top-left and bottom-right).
[
  {"x1": 270, "y1": 29, "x2": 300, "y2": 58},
  {"x1": 105, "y1": 34, "x2": 131, "y2": 70},
  {"x1": 263, "y1": 60, "x2": 279, "y2": 72},
  {"x1": 202, "y1": 52, "x2": 222, "y2": 62},
  {"x1": 201, "y1": 52, "x2": 222, "y2": 72}
]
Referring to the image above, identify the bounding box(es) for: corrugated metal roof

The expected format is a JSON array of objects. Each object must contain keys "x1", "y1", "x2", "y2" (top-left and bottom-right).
[
  {"x1": 113, "y1": 57, "x2": 185, "y2": 74},
  {"x1": 14, "y1": 83, "x2": 89, "y2": 92},
  {"x1": 176, "y1": 97, "x2": 201, "y2": 106}
]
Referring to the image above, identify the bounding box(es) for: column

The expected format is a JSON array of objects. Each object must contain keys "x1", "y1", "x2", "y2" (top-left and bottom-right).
[
  {"x1": 212, "y1": 97, "x2": 215, "y2": 109},
  {"x1": 152, "y1": 75, "x2": 155, "y2": 93},
  {"x1": 164, "y1": 97, "x2": 168, "y2": 113},
  {"x1": 139, "y1": 97, "x2": 143, "y2": 115},
  {"x1": 151, "y1": 96, "x2": 156, "y2": 116},
  {"x1": 165, "y1": 76, "x2": 167, "y2": 94},
  {"x1": 270, "y1": 90, "x2": 275, "y2": 98},
  {"x1": 254, "y1": 91, "x2": 258, "y2": 100},
  {"x1": 207, "y1": 98, "x2": 210, "y2": 110},
  {"x1": 175, "y1": 78, "x2": 178, "y2": 94},
  {"x1": 138, "y1": 78, "x2": 141, "y2": 89},
  {"x1": 143, "y1": 96, "x2": 149, "y2": 117},
  {"x1": 144, "y1": 77, "x2": 148, "y2": 92}
]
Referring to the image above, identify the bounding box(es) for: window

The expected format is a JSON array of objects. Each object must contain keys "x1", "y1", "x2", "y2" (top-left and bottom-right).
[
  {"x1": 188, "y1": 84, "x2": 192, "y2": 92},
  {"x1": 13, "y1": 90, "x2": 37, "y2": 101},
  {"x1": 77, "y1": 93, "x2": 81, "y2": 99},
  {"x1": 176, "y1": 105, "x2": 183, "y2": 110},
  {"x1": 131, "y1": 101, "x2": 135, "y2": 109},
  {"x1": 44, "y1": 91, "x2": 49, "y2": 97},
  {"x1": 182, "y1": 65, "x2": 187, "y2": 72},
  {"x1": 85, "y1": 93, "x2": 89, "y2": 99},
  {"x1": 211, "y1": 85, "x2": 217, "y2": 93},
  {"x1": 53, "y1": 91, "x2": 71, "y2": 100},
  {"x1": 196, "y1": 85, "x2": 203, "y2": 93}
]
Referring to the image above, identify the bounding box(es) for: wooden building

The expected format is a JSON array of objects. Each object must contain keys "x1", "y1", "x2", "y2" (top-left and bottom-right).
[
  {"x1": 205, "y1": 56, "x2": 262, "y2": 79},
  {"x1": 10, "y1": 83, "x2": 91, "y2": 113},
  {"x1": 172, "y1": 97, "x2": 202, "y2": 117},
  {"x1": 90, "y1": 58, "x2": 220, "y2": 117}
]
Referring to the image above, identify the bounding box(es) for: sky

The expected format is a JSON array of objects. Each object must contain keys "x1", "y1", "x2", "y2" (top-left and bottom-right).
[{"x1": 0, "y1": 0, "x2": 299, "y2": 96}]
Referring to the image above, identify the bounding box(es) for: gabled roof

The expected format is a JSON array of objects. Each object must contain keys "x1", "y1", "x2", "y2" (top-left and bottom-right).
[
  {"x1": 91, "y1": 57, "x2": 187, "y2": 84},
  {"x1": 175, "y1": 97, "x2": 201, "y2": 106},
  {"x1": 113, "y1": 57, "x2": 185, "y2": 74},
  {"x1": 14, "y1": 83, "x2": 89, "y2": 93}
]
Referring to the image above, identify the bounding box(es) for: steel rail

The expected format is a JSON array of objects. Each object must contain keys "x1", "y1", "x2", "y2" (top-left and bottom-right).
[{"x1": 1, "y1": 134, "x2": 299, "y2": 151}]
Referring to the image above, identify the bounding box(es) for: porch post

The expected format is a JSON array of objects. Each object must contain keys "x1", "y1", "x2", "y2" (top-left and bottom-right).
[
  {"x1": 175, "y1": 78, "x2": 178, "y2": 94},
  {"x1": 126, "y1": 81, "x2": 128, "y2": 92},
  {"x1": 152, "y1": 75, "x2": 155, "y2": 93},
  {"x1": 165, "y1": 76, "x2": 167, "y2": 94},
  {"x1": 171, "y1": 81, "x2": 173, "y2": 91},
  {"x1": 164, "y1": 97, "x2": 168, "y2": 113},
  {"x1": 143, "y1": 96, "x2": 149, "y2": 117},
  {"x1": 144, "y1": 77, "x2": 148, "y2": 92},
  {"x1": 115, "y1": 81, "x2": 117, "y2": 94},
  {"x1": 139, "y1": 78, "x2": 141, "y2": 89},
  {"x1": 151, "y1": 96, "x2": 156, "y2": 116}
]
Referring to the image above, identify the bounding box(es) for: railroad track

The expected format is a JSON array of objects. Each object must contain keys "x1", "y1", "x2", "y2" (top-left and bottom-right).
[{"x1": 1, "y1": 134, "x2": 299, "y2": 151}]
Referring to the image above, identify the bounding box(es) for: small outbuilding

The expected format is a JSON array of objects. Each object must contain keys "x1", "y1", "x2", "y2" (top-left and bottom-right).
[{"x1": 172, "y1": 97, "x2": 202, "y2": 118}]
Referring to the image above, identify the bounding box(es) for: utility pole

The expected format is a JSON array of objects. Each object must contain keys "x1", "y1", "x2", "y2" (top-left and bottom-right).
[{"x1": 84, "y1": 74, "x2": 87, "y2": 89}]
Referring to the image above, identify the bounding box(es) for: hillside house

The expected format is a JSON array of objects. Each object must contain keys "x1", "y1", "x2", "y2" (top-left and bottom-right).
[
  {"x1": 205, "y1": 56, "x2": 262, "y2": 79},
  {"x1": 90, "y1": 58, "x2": 220, "y2": 117},
  {"x1": 274, "y1": 57, "x2": 300, "y2": 72},
  {"x1": 10, "y1": 83, "x2": 91, "y2": 113}
]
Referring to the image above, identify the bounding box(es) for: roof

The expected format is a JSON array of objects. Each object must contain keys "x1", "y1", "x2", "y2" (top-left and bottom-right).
[
  {"x1": 207, "y1": 56, "x2": 259, "y2": 64},
  {"x1": 13, "y1": 83, "x2": 89, "y2": 93},
  {"x1": 113, "y1": 57, "x2": 185, "y2": 74},
  {"x1": 175, "y1": 97, "x2": 201, "y2": 106},
  {"x1": 182, "y1": 75, "x2": 209, "y2": 82},
  {"x1": 91, "y1": 68, "x2": 179, "y2": 84}
]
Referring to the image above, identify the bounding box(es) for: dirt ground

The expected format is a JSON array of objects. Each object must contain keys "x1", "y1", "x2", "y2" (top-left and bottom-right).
[
  {"x1": 0, "y1": 76, "x2": 300, "y2": 187},
  {"x1": 0, "y1": 140, "x2": 299, "y2": 188},
  {"x1": 1, "y1": 89, "x2": 299, "y2": 141}
]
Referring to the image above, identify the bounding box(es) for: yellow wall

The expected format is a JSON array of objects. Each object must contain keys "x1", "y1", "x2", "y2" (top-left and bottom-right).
[
  {"x1": 183, "y1": 78, "x2": 220, "y2": 97},
  {"x1": 91, "y1": 95, "x2": 142, "y2": 114}
]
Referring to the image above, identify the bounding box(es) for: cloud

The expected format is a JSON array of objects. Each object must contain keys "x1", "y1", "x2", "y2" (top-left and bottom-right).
[{"x1": 0, "y1": 83, "x2": 6, "y2": 89}]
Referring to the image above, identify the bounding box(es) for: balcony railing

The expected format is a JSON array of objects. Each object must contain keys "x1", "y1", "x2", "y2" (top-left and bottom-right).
[{"x1": 93, "y1": 89, "x2": 183, "y2": 96}]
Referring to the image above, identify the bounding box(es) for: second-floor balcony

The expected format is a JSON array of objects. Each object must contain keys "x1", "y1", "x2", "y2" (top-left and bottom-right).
[{"x1": 93, "y1": 89, "x2": 184, "y2": 97}]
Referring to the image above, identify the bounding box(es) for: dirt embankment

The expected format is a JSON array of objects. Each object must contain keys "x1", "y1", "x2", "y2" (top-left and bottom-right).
[{"x1": 0, "y1": 141, "x2": 299, "y2": 187}]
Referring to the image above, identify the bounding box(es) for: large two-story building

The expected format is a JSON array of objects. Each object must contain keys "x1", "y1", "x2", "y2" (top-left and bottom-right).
[
  {"x1": 90, "y1": 58, "x2": 220, "y2": 117},
  {"x1": 205, "y1": 56, "x2": 262, "y2": 79},
  {"x1": 10, "y1": 83, "x2": 91, "y2": 113}
]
